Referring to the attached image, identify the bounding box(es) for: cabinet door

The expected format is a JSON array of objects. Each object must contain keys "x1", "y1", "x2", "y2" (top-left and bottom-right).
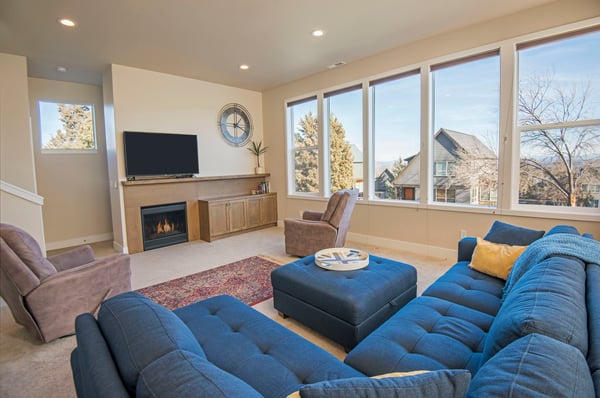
[
  {"x1": 260, "y1": 194, "x2": 277, "y2": 224},
  {"x1": 246, "y1": 197, "x2": 262, "y2": 228},
  {"x1": 228, "y1": 199, "x2": 247, "y2": 232},
  {"x1": 208, "y1": 202, "x2": 229, "y2": 236}
]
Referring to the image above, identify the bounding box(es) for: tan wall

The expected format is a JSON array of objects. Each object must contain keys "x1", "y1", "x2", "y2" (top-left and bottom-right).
[
  {"x1": 28, "y1": 78, "x2": 113, "y2": 249},
  {"x1": 262, "y1": 0, "x2": 600, "y2": 253},
  {"x1": 106, "y1": 64, "x2": 264, "y2": 251},
  {"x1": 0, "y1": 53, "x2": 45, "y2": 248},
  {"x1": 0, "y1": 54, "x2": 37, "y2": 192}
]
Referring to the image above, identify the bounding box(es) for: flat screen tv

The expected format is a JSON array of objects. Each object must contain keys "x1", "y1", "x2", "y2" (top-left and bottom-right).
[{"x1": 123, "y1": 131, "x2": 199, "y2": 178}]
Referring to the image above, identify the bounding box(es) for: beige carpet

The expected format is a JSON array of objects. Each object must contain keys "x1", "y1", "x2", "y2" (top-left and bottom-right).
[{"x1": 0, "y1": 226, "x2": 451, "y2": 397}]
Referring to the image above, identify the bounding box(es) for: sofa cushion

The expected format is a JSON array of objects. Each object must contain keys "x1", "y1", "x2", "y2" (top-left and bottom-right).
[
  {"x1": 175, "y1": 295, "x2": 363, "y2": 398},
  {"x1": 72, "y1": 313, "x2": 129, "y2": 398},
  {"x1": 587, "y1": 263, "x2": 600, "y2": 394},
  {"x1": 297, "y1": 369, "x2": 471, "y2": 398},
  {"x1": 481, "y1": 256, "x2": 588, "y2": 364},
  {"x1": 422, "y1": 262, "x2": 504, "y2": 317},
  {"x1": 468, "y1": 238, "x2": 526, "y2": 280},
  {"x1": 544, "y1": 224, "x2": 579, "y2": 236},
  {"x1": 468, "y1": 334, "x2": 595, "y2": 397},
  {"x1": 136, "y1": 349, "x2": 262, "y2": 398},
  {"x1": 345, "y1": 295, "x2": 494, "y2": 376},
  {"x1": 483, "y1": 221, "x2": 544, "y2": 246},
  {"x1": 97, "y1": 292, "x2": 205, "y2": 394}
]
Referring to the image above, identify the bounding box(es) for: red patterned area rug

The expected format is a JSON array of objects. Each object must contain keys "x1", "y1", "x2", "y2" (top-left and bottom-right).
[{"x1": 137, "y1": 256, "x2": 281, "y2": 310}]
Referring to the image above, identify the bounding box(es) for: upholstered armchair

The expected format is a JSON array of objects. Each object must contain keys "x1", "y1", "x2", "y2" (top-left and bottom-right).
[
  {"x1": 0, "y1": 223, "x2": 131, "y2": 343},
  {"x1": 284, "y1": 189, "x2": 358, "y2": 257}
]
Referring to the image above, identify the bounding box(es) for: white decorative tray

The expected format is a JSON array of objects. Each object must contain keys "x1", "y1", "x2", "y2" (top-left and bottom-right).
[{"x1": 314, "y1": 248, "x2": 369, "y2": 271}]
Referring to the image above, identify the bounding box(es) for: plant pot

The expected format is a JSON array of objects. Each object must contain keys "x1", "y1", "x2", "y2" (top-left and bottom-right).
[{"x1": 255, "y1": 167, "x2": 264, "y2": 174}]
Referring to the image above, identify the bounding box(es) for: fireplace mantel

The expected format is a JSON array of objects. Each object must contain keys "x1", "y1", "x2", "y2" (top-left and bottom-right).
[{"x1": 122, "y1": 173, "x2": 271, "y2": 253}]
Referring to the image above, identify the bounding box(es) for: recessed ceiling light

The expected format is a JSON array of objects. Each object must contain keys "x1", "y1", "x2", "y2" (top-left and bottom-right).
[
  {"x1": 239, "y1": 64, "x2": 249, "y2": 70},
  {"x1": 56, "y1": 66, "x2": 68, "y2": 73},
  {"x1": 312, "y1": 29, "x2": 325, "y2": 37},
  {"x1": 59, "y1": 18, "x2": 76, "y2": 27}
]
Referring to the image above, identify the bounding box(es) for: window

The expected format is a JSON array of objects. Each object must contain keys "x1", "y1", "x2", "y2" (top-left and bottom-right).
[
  {"x1": 39, "y1": 101, "x2": 96, "y2": 152},
  {"x1": 325, "y1": 85, "x2": 363, "y2": 195},
  {"x1": 434, "y1": 161, "x2": 449, "y2": 177},
  {"x1": 288, "y1": 97, "x2": 319, "y2": 193},
  {"x1": 431, "y1": 51, "x2": 500, "y2": 207},
  {"x1": 434, "y1": 188, "x2": 455, "y2": 203},
  {"x1": 517, "y1": 29, "x2": 600, "y2": 209},
  {"x1": 370, "y1": 70, "x2": 420, "y2": 201},
  {"x1": 284, "y1": 21, "x2": 599, "y2": 220}
]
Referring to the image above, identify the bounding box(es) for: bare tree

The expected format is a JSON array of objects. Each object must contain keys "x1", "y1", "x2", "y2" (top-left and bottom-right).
[{"x1": 518, "y1": 74, "x2": 600, "y2": 207}]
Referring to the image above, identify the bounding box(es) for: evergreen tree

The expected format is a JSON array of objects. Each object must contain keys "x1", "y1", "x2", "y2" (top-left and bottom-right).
[
  {"x1": 329, "y1": 114, "x2": 354, "y2": 192},
  {"x1": 293, "y1": 112, "x2": 355, "y2": 193},
  {"x1": 294, "y1": 112, "x2": 319, "y2": 192},
  {"x1": 44, "y1": 104, "x2": 94, "y2": 149}
]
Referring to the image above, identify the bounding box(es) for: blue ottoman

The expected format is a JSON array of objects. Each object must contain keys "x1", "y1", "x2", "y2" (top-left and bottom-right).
[{"x1": 271, "y1": 254, "x2": 417, "y2": 349}]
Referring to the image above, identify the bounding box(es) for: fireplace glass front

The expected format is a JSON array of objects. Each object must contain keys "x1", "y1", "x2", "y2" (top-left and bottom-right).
[{"x1": 141, "y1": 202, "x2": 188, "y2": 251}]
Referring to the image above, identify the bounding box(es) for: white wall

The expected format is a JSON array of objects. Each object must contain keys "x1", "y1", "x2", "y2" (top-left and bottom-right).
[
  {"x1": 28, "y1": 78, "x2": 113, "y2": 249},
  {"x1": 105, "y1": 64, "x2": 263, "y2": 251},
  {"x1": 0, "y1": 53, "x2": 45, "y2": 248}
]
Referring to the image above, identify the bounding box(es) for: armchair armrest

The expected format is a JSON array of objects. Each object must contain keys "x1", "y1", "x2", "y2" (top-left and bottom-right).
[
  {"x1": 284, "y1": 218, "x2": 338, "y2": 257},
  {"x1": 302, "y1": 210, "x2": 323, "y2": 221},
  {"x1": 47, "y1": 245, "x2": 96, "y2": 271},
  {"x1": 457, "y1": 237, "x2": 477, "y2": 262},
  {"x1": 26, "y1": 253, "x2": 131, "y2": 342}
]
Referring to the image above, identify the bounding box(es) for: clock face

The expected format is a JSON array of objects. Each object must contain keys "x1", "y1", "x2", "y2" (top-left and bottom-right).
[{"x1": 217, "y1": 103, "x2": 253, "y2": 146}]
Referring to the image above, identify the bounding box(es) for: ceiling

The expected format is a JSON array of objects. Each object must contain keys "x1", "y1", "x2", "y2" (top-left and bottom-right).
[{"x1": 0, "y1": 0, "x2": 556, "y2": 91}]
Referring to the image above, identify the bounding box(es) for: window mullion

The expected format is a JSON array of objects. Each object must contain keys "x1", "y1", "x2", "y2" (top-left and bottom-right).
[
  {"x1": 318, "y1": 94, "x2": 327, "y2": 197},
  {"x1": 518, "y1": 119, "x2": 600, "y2": 132}
]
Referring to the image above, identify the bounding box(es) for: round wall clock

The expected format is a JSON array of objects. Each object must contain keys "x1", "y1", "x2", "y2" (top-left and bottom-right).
[{"x1": 217, "y1": 103, "x2": 253, "y2": 146}]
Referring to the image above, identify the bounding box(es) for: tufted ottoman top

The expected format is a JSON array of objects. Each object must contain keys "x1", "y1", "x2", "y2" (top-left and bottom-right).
[{"x1": 271, "y1": 254, "x2": 416, "y2": 325}]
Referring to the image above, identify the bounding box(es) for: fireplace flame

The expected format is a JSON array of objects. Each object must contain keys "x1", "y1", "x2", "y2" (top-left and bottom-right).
[{"x1": 157, "y1": 218, "x2": 175, "y2": 234}]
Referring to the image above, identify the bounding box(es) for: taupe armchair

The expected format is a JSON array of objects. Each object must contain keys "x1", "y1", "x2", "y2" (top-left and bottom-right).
[
  {"x1": 0, "y1": 223, "x2": 131, "y2": 342},
  {"x1": 284, "y1": 189, "x2": 358, "y2": 257}
]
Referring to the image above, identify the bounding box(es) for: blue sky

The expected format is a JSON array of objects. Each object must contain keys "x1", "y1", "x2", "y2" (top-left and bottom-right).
[{"x1": 292, "y1": 29, "x2": 599, "y2": 164}]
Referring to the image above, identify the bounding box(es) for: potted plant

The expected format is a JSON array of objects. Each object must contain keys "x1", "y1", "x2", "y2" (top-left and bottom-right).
[{"x1": 247, "y1": 140, "x2": 268, "y2": 174}]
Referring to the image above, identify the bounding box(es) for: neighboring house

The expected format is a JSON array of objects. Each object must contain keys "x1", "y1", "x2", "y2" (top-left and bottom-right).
[
  {"x1": 374, "y1": 168, "x2": 395, "y2": 199},
  {"x1": 394, "y1": 128, "x2": 497, "y2": 205}
]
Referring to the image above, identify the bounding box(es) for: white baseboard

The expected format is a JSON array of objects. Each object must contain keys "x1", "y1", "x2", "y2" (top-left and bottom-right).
[
  {"x1": 45, "y1": 233, "x2": 114, "y2": 251},
  {"x1": 346, "y1": 232, "x2": 456, "y2": 260}
]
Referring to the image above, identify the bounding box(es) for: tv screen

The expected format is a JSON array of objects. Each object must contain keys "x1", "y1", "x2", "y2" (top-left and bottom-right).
[{"x1": 123, "y1": 131, "x2": 199, "y2": 178}]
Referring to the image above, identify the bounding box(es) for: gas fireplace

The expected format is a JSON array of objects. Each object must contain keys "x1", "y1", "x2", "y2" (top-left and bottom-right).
[{"x1": 141, "y1": 202, "x2": 188, "y2": 251}]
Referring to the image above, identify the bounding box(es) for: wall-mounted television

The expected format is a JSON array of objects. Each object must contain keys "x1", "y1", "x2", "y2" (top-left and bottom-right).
[{"x1": 123, "y1": 131, "x2": 199, "y2": 178}]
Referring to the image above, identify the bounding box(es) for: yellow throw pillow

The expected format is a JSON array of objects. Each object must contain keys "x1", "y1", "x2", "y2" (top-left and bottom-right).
[
  {"x1": 372, "y1": 370, "x2": 429, "y2": 379},
  {"x1": 469, "y1": 237, "x2": 527, "y2": 280}
]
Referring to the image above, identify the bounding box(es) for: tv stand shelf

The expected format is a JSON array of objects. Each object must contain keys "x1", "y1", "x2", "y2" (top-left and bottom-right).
[{"x1": 121, "y1": 174, "x2": 273, "y2": 253}]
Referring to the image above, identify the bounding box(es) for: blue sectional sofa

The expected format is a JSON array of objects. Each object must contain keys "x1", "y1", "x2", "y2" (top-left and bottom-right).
[
  {"x1": 71, "y1": 222, "x2": 599, "y2": 397},
  {"x1": 346, "y1": 222, "x2": 600, "y2": 397}
]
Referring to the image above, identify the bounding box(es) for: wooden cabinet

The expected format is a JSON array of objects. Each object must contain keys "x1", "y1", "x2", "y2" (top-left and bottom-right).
[
  {"x1": 247, "y1": 194, "x2": 277, "y2": 228},
  {"x1": 199, "y1": 193, "x2": 277, "y2": 242}
]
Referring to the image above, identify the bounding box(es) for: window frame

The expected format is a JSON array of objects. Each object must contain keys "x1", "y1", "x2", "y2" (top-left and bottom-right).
[
  {"x1": 38, "y1": 100, "x2": 98, "y2": 154},
  {"x1": 510, "y1": 25, "x2": 600, "y2": 216},
  {"x1": 286, "y1": 95, "x2": 321, "y2": 196},
  {"x1": 283, "y1": 18, "x2": 600, "y2": 222}
]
